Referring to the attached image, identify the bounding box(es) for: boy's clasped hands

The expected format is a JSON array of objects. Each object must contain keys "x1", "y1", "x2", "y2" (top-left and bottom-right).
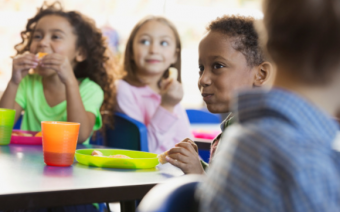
[{"x1": 161, "y1": 138, "x2": 205, "y2": 175}]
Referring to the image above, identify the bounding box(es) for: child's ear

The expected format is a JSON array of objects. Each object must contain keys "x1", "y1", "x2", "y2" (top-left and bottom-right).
[
  {"x1": 253, "y1": 62, "x2": 274, "y2": 87},
  {"x1": 75, "y1": 48, "x2": 87, "y2": 63}
]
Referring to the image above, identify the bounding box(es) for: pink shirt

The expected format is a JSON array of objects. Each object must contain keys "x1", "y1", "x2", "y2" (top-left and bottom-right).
[{"x1": 116, "y1": 80, "x2": 193, "y2": 153}]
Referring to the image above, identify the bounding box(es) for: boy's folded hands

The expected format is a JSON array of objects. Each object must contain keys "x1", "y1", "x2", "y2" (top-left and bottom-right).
[
  {"x1": 166, "y1": 138, "x2": 205, "y2": 175},
  {"x1": 181, "y1": 137, "x2": 198, "y2": 153}
]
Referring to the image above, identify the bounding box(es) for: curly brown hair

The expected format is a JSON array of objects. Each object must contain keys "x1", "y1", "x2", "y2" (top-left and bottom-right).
[
  {"x1": 123, "y1": 16, "x2": 182, "y2": 86},
  {"x1": 207, "y1": 15, "x2": 264, "y2": 67},
  {"x1": 14, "y1": 1, "x2": 116, "y2": 131}
]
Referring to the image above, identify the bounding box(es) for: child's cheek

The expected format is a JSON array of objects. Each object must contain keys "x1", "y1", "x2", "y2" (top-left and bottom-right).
[
  {"x1": 134, "y1": 53, "x2": 143, "y2": 64},
  {"x1": 29, "y1": 44, "x2": 36, "y2": 54}
]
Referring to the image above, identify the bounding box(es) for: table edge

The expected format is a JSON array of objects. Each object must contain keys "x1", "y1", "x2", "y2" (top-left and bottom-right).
[{"x1": 0, "y1": 183, "x2": 156, "y2": 210}]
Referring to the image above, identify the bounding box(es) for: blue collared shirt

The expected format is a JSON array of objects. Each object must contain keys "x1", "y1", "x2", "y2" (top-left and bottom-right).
[{"x1": 197, "y1": 88, "x2": 340, "y2": 212}]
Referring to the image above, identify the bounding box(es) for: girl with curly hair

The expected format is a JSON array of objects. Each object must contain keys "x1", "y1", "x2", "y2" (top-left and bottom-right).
[{"x1": 0, "y1": 2, "x2": 116, "y2": 144}]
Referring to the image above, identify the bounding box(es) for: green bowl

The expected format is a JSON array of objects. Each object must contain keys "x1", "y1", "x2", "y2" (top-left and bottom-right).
[{"x1": 75, "y1": 149, "x2": 159, "y2": 169}]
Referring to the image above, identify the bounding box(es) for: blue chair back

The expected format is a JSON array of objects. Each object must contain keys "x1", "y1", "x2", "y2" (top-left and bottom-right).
[
  {"x1": 186, "y1": 109, "x2": 221, "y2": 124},
  {"x1": 137, "y1": 175, "x2": 204, "y2": 212},
  {"x1": 13, "y1": 114, "x2": 23, "y2": 130},
  {"x1": 91, "y1": 112, "x2": 148, "y2": 152}
]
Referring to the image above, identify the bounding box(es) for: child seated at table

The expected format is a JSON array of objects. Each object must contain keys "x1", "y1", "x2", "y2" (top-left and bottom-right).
[
  {"x1": 115, "y1": 16, "x2": 192, "y2": 154},
  {"x1": 198, "y1": 0, "x2": 340, "y2": 211},
  {"x1": 164, "y1": 15, "x2": 274, "y2": 174},
  {"x1": 0, "y1": 1, "x2": 116, "y2": 144}
]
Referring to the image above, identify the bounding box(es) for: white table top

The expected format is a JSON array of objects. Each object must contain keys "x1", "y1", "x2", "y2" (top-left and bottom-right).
[{"x1": 0, "y1": 144, "x2": 183, "y2": 210}]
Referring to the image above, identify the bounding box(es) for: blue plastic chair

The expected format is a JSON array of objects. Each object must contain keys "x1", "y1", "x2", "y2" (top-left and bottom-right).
[
  {"x1": 106, "y1": 112, "x2": 148, "y2": 152},
  {"x1": 91, "y1": 112, "x2": 148, "y2": 152},
  {"x1": 186, "y1": 109, "x2": 221, "y2": 124},
  {"x1": 13, "y1": 114, "x2": 23, "y2": 130},
  {"x1": 137, "y1": 175, "x2": 204, "y2": 212}
]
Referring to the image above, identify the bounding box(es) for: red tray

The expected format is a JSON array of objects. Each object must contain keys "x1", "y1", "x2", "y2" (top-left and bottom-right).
[
  {"x1": 192, "y1": 130, "x2": 220, "y2": 140},
  {"x1": 10, "y1": 130, "x2": 42, "y2": 145}
]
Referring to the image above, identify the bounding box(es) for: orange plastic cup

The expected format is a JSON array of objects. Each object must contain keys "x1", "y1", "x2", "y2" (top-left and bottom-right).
[{"x1": 41, "y1": 121, "x2": 80, "y2": 167}]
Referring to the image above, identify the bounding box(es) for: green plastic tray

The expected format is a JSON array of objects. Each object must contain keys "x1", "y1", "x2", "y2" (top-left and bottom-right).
[{"x1": 75, "y1": 149, "x2": 159, "y2": 169}]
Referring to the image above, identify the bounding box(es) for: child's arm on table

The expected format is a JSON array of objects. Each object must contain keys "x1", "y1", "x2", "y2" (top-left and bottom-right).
[
  {"x1": 166, "y1": 138, "x2": 205, "y2": 175},
  {"x1": 65, "y1": 82, "x2": 96, "y2": 143},
  {"x1": 0, "y1": 52, "x2": 38, "y2": 122},
  {"x1": 41, "y1": 54, "x2": 95, "y2": 143}
]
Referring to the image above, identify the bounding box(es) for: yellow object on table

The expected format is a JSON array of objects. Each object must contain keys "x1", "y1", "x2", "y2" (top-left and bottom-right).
[{"x1": 75, "y1": 149, "x2": 159, "y2": 169}]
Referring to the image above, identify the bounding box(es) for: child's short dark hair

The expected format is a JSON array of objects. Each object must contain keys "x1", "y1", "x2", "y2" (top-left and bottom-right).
[
  {"x1": 263, "y1": 0, "x2": 340, "y2": 84},
  {"x1": 207, "y1": 15, "x2": 264, "y2": 67}
]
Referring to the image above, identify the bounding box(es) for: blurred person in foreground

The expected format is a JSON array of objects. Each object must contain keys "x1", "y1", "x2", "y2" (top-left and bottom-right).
[{"x1": 198, "y1": 0, "x2": 340, "y2": 211}]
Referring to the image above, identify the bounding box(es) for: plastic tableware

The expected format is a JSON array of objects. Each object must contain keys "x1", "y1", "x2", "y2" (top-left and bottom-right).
[
  {"x1": 0, "y1": 108, "x2": 16, "y2": 145},
  {"x1": 192, "y1": 130, "x2": 220, "y2": 140},
  {"x1": 10, "y1": 130, "x2": 42, "y2": 145},
  {"x1": 41, "y1": 121, "x2": 80, "y2": 167},
  {"x1": 75, "y1": 149, "x2": 159, "y2": 169}
]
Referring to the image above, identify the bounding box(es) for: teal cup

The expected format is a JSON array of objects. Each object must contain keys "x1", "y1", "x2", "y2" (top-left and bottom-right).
[{"x1": 0, "y1": 108, "x2": 16, "y2": 145}]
